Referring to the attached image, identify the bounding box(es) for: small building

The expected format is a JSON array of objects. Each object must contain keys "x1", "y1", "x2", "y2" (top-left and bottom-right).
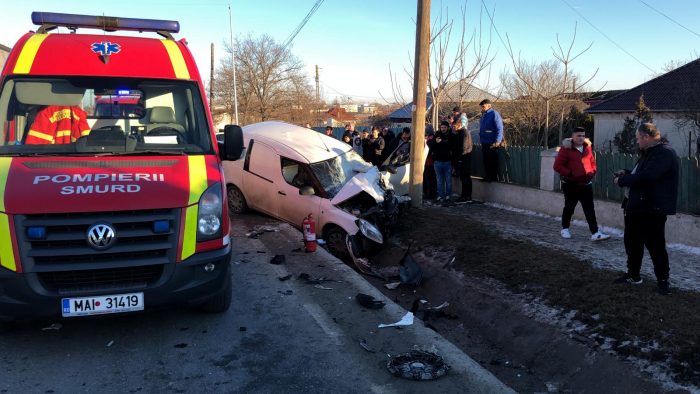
[
  {"x1": 0, "y1": 44, "x2": 11, "y2": 70},
  {"x1": 586, "y1": 59, "x2": 700, "y2": 156},
  {"x1": 325, "y1": 107, "x2": 357, "y2": 127}
]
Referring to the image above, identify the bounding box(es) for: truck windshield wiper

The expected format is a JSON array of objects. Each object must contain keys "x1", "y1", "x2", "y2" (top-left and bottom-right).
[{"x1": 92, "y1": 150, "x2": 186, "y2": 156}]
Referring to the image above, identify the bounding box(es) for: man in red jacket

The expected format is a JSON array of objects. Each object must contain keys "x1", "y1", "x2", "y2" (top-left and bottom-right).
[{"x1": 553, "y1": 127, "x2": 610, "y2": 241}]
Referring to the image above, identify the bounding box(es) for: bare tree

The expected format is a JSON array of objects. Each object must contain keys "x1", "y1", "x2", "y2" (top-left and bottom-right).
[
  {"x1": 503, "y1": 24, "x2": 597, "y2": 147},
  {"x1": 213, "y1": 34, "x2": 315, "y2": 125}
]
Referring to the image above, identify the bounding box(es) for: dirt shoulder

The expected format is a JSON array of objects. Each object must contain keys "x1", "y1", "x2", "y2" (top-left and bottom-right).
[{"x1": 369, "y1": 202, "x2": 700, "y2": 393}]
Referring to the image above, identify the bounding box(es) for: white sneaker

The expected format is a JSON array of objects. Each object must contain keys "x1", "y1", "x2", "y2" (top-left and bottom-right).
[
  {"x1": 591, "y1": 231, "x2": 611, "y2": 241},
  {"x1": 560, "y1": 228, "x2": 571, "y2": 239}
]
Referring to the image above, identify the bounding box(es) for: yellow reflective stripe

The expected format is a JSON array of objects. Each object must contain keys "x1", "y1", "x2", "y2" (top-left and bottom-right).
[
  {"x1": 0, "y1": 159, "x2": 16, "y2": 271},
  {"x1": 180, "y1": 156, "x2": 208, "y2": 260},
  {"x1": 13, "y1": 34, "x2": 48, "y2": 74},
  {"x1": 161, "y1": 40, "x2": 190, "y2": 79},
  {"x1": 56, "y1": 130, "x2": 72, "y2": 138},
  {"x1": 28, "y1": 130, "x2": 54, "y2": 142},
  {"x1": 188, "y1": 156, "x2": 208, "y2": 205},
  {"x1": 181, "y1": 205, "x2": 198, "y2": 260},
  {"x1": 0, "y1": 213, "x2": 17, "y2": 271},
  {"x1": 0, "y1": 157, "x2": 11, "y2": 211},
  {"x1": 80, "y1": 129, "x2": 91, "y2": 136}
]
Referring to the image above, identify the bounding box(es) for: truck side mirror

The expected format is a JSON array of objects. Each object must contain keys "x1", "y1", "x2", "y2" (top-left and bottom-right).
[{"x1": 221, "y1": 125, "x2": 244, "y2": 160}]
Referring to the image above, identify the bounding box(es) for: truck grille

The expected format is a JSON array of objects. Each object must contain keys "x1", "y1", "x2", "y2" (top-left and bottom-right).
[
  {"x1": 38, "y1": 265, "x2": 163, "y2": 294},
  {"x1": 15, "y1": 209, "x2": 180, "y2": 274}
]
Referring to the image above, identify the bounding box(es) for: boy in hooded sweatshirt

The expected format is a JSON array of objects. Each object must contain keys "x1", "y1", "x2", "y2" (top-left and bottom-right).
[{"x1": 553, "y1": 127, "x2": 610, "y2": 241}]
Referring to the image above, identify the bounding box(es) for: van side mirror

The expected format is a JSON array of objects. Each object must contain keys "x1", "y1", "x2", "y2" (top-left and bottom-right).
[
  {"x1": 221, "y1": 125, "x2": 244, "y2": 160},
  {"x1": 299, "y1": 185, "x2": 315, "y2": 196}
]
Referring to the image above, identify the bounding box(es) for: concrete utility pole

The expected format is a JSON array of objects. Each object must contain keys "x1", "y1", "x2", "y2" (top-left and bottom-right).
[
  {"x1": 209, "y1": 43, "x2": 214, "y2": 115},
  {"x1": 409, "y1": 0, "x2": 430, "y2": 207}
]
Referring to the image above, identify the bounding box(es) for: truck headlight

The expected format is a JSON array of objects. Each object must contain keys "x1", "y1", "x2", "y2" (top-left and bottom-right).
[
  {"x1": 358, "y1": 219, "x2": 383, "y2": 244},
  {"x1": 197, "y1": 183, "x2": 222, "y2": 241}
]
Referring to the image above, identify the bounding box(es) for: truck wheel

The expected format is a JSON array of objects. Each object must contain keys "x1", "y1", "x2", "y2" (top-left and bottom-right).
[
  {"x1": 200, "y1": 274, "x2": 232, "y2": 313},
  {"x1": 324, "y1": 226, "x2": 348, "y2": 258},
  {"x1": 227, "y1": 185, "x2": 247, "y2": 214}
]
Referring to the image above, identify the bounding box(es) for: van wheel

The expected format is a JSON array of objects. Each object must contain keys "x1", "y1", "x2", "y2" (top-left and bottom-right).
[
  {"x1": 227, "y1": 185, "x2": 247, "y2": 214},
  {"x1": 200, "y1": 274, "x2": 232, "y2": 313},
  {"x1": 324, "y1": 226, "x2": 348, "y2": 258}
]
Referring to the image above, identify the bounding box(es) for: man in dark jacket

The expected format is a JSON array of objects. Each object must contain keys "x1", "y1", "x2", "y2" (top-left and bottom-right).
[
  {"x1": 613, "y1": 123, "x2": 679, "y2": 295},
  {"x1": 452, "y1": 118, "x2": 473, "y2": 203},
  {"x1": 553, "y1": 127, "x2": 610, "y2": 241}
]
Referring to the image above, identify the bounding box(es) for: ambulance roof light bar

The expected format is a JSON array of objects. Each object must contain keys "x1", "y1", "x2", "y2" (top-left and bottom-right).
[{"x1": 32, "y1": 12, "x2": 180, "y2": 39}]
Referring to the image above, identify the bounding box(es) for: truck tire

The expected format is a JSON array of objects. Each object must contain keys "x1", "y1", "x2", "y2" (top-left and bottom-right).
[
  {"x1": 227, "y1": 184, "x2": 247, "y2": 214},
  {"x1": 200, "y1": 274, "x2": 232, "y2": 314}
]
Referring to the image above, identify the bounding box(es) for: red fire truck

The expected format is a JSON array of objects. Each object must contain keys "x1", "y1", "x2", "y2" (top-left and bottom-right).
[{"x1": 0, "y1": 12, "x2": 243, "y2": 327}]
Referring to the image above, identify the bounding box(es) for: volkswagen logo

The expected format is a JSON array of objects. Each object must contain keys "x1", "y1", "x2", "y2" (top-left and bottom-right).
[{"x1": 86, "y1": 223, "x2": 116, "y2": 251}]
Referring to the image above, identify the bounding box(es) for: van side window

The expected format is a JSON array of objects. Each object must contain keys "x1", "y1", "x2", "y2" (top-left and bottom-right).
[{"x1": 281, "y1": 158, "x2": 309, "y2": 188}]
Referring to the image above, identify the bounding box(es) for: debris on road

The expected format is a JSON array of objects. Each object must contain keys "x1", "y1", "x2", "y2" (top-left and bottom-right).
[
  {"x1": 314, "y1": 284, "x2": 333, "y2": 291},
  {"x1": 355, "y1": 293, "x2": 386, "y2": 309},
  {"x1": 41, "y1": 323, "x2": 62, "y2": 331},
  {"x1": 358, "y1": 338, "x2": 376, "y2": 353},
  {"x1": 246, "y1": 226, "x2": 278, "y2": 238},
  {"x1": 298, "y1": 273, "x2": 338, "y2": 285},
  {"x1": 269, "y1": 255, "x2": 285, "y2": 265},
  {"x1": 239, "y1": 326, "x2": 247, "y2": 332},
  {"x1": 399, "y1": 249, "x2": 422, "y2": 285},
  {"x1": 106, "y1": 340, "x2": 114, "y2": 347},
  {"x1": 174, "y1": 343, "x2": 188, "y2": 348},
  {"x1": 277, "y1": 290, "x2": 294, "y2": 296},
  {"x1": 384, "y1": 282, "x2": 401, "y2": 290},
  {"x1": 378, "y1": 312, "x2": 414, "y2": 328},
  {"x1": 386, "y1": 350, "x2": 450, "y2": 380},
  {"x1": 278, "y1": 274, "x2": 292, "y2": 281}
]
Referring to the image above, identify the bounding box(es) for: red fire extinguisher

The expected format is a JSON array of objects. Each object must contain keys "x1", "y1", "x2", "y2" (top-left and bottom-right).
[{"x1": 302, "y1": 213, "x2": 317, "y2": 253}]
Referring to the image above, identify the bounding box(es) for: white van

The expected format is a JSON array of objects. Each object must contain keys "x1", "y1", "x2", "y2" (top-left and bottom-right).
[{"x1": 222, "y1": 121, "x2": 402, "y2": 257}]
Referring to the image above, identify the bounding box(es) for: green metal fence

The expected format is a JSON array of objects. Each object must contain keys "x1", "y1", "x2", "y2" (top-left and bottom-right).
[{"x1": 471, "y1": 144, "x2": 541, "y2": 188}]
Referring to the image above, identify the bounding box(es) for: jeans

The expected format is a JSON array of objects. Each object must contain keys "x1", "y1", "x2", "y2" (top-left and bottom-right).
[
  {"x1": 482, "y1": 143, "x2": 499, "y2": 181},
  {"x1": 561, "y1": 182, "x2": 598, "y2": 233},
  {"x1": 624, "y1": 212, "x2": 669, "y2": 281},
  {"x1": 434, "y1": 161, "x2": 452, "y2": 199}
]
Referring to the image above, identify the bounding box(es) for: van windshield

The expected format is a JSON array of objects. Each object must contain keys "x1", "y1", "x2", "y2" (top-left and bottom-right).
[
  {"x1": 0, "y1": 77, "x2": 214, "y2": 156},
  {"x1": 309, "y1": 149, "x2": 373, "y2": 198}
]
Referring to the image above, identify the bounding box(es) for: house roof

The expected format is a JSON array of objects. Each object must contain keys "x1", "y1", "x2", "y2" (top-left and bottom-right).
[
  {"x1": 388, "y1": 81, "x2": 495, "y2": 120},
  {"x1": 586, "y1": 59, "x2": 700, "y2": 113},
  {"x1": 388, "y1": 95, "x2": 432, "y2": 120},
  {"x1": 327, "y1": 107, "x2": 357, "y2": 121}
]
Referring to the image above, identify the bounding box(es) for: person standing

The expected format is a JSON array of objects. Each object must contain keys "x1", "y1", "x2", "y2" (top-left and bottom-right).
[
  {"x1": 325, "y1": 126, "x2": 334, "y2": 138},
  {"x1": 427, "y1": 121, "x2": 454, "y2": 203},
  {"x1": 553, "y1": 127, "x2": 610, "y2": 241},
  {"x1": 613, "y1": 123, "x2": 679, "y2": 295},
  {"x1": 452, "y1": 118, "x2": 473, "y2": 203},
  {"x1": 368, "y1": 126, "x2": 385, "y2": 166},
  {"x1": 478, "y1": 99, "x2": 504, "y2": 182}
]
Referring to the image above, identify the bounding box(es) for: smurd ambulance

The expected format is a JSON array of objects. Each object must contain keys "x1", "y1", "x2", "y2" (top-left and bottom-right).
[{"x1": 0, "y1": 12, "x2": 243, "y2": 327}]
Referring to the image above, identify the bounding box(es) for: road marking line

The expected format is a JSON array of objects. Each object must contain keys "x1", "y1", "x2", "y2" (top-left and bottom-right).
[{"x1": 302, "y1": 303, "x2": 343, "y2": 346}]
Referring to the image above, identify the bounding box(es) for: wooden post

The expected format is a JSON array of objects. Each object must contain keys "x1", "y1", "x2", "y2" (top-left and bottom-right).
[{"x1": 409, "y1": 0, "x2": 430, "y2": 207}]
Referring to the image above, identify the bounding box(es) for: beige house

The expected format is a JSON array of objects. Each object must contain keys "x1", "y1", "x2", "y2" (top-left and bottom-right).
[
  {"x1": 586, "y1": 59, "x2": 700, "y2": 156},
  {"x1": 0, "y1": 44, "x2": 11, "y2": 70}
]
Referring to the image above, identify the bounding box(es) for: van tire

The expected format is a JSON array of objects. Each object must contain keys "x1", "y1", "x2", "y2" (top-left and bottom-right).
[
  {"x1": 324, "y1": 225, "x2": 348, "y2": 258},
  {"x1": 227, "y1": 185, "x2": 247, "y2": 214},
  {"x1": 200, "y1": 274, "x2": 232, "y2": 313}
]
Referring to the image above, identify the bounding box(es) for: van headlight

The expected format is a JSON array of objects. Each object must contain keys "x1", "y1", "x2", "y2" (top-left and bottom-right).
[
  {"x1": 197, "y1": 183, "x2": 222, "y2": 241},
  {"x1": 358, "y1": 219, "x2": 383, "y2": 244}
]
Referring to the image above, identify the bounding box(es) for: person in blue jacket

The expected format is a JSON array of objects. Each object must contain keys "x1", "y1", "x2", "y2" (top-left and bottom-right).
[{"x1": 478, "y1": 99, "x2": 504, "y2": 182}]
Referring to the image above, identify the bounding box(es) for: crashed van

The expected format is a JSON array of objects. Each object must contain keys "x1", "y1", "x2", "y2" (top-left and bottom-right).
[
  {"x1": 222, "y1": 121, "x2": 401, "y2": 257},
  {"x1": 0, "y1": 12, "x2": 243, "y2": 326}
]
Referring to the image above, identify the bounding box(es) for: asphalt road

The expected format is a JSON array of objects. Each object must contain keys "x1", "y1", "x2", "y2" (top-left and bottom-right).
[{"x1": 0, "y1": 212, "x2": 511, "y2": 394}]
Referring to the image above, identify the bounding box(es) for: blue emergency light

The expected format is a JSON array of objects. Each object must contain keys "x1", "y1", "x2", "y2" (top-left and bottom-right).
[
  {"x1": 31, "y1": 12, "x2": 180, "y2": 34},
  {"x1": 153, "y1": 220, "x2": 170, "y2": 234},
  {"x1": 116, "y1": 89, "x2": 131, "y2": 96},
  {"x1": 27, "y1": 226, "x2": 47, "y2": 240}
]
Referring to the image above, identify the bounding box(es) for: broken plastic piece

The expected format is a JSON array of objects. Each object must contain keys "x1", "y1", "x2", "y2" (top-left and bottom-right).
[
  {"x1": 387, "y1": 350, "x2": 450, "y2": 380},
  {"x1": 278, "y1": 274, "x2": 292, "y2": 281},
  {"x1": 378, "y1": 312, "x2": 414, "y2": 328},
  {"x1": 359, "y1": 339, "x2": 376, "y2": 353},
  {"x1": 269, "y1": 255, "x2": 285, "y2": 265},
  {"x1": 399, "y1": 248, "x2": 422, "y2": 285},
  {"x1": 106, "y1": 340, "x2": 114, "y2": 347},
  {"x1": 314, "y1": 284, "x2": 333, "y2": 290},
  {"x1": 384, "y1": 282, "x2": 401, "y2": 290},
  {"x1": 41, "y1": 323, "x2": 62, "y2": 331},
  {"x1": 356, "y1": 293, "x2": 385, "y2": 309}
]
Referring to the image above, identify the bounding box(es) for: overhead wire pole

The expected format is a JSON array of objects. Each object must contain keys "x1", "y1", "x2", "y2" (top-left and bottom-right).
[
  {"x1": 409, "y1": 0, "x2": 430, "y2": 207},
  {"x1": 228, "y1": 3, "x2": 239, "y2": 124}
]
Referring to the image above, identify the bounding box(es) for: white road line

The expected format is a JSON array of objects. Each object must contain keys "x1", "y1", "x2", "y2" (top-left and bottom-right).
[{"x1": 302, "y1": 303, "x2": 344, "y2": 346}]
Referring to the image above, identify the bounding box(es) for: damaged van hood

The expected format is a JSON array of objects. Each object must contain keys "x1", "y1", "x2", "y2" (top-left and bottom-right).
[{"x1": 330, "y1": 167, "x2": 386, "y2": 205}]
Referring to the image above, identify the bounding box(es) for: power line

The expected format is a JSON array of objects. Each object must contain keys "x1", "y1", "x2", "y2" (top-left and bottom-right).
[
  {"x1": 283, "y1": 0, "x2": 324, "y2": 49},
  {"x1": 639, "y1": 0, "x2": 700, "y2": 39},
  {"x1": 321, "y1": 82, "x2": 382, "y2": 101},
  {"x1": 560, "y1": 0, "x2": 655, "y2": 73},
  {"x1": 479, "y1": 0, "x2": 509, "y2": 53}
]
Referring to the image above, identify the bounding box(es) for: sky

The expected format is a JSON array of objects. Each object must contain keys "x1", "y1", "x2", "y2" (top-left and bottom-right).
[{"x1": 1, "y1": 0, "x2": 699, "y2": 104}]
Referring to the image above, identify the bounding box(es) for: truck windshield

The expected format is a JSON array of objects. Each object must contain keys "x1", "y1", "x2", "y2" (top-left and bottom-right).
[
  {"x1": 309, "y1": 149, "x2": 373, "y2": 198},
  {"x1": 0, "y1": 77, "x2": 214, "y2": 156}
]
